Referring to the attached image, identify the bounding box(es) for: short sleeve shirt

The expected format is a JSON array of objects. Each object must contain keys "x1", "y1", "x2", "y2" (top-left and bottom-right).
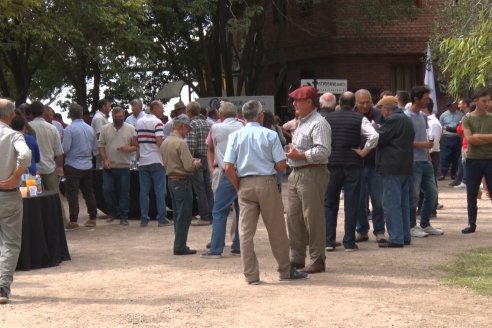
[{"x1": 462, "y1": 112, "x2": 492, "y2": 159}]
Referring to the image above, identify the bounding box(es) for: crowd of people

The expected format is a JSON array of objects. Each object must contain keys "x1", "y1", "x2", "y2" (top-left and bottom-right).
[{"x1": 0, "y1": 84, "x2": 491, "y2": 302}]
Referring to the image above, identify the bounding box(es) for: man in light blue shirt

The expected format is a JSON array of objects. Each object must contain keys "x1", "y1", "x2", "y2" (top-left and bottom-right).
[
  {"x1": 63, "y1": 103, "x2": 98, "y2": 230},
  {"x1": 223, "y1": 100, "x2": 307, "y2": 285},
  {"x1": 125, "y1": 99, "x2": 146, "y2": 127}
]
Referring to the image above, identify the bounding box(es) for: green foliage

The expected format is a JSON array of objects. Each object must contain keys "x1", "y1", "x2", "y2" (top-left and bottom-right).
[
  {"x1": 0, "y1": 0, "x2": 42, "y2": 17},
  {"x1": 432, "y1": 0, "x2": 492, "y2": 97},
  {"x1": 442, "y1": 247, "x2": 492, "y2": 297}
]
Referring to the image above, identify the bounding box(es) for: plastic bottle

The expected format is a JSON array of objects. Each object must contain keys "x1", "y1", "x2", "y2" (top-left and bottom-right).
[{"x1": 35, "y1": 174, "x2": 43, "y2": 194}]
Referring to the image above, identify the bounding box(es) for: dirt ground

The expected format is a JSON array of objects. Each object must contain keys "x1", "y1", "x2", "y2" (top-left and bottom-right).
[{"x1": 1, "y1": 179, "x2": 492, "y2": 327}]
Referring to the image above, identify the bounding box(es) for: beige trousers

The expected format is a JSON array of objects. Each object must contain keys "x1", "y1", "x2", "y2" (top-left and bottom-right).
[
  {"x1": 238, "y1": 175, "x2": 291, "y2": 282},
  {"x1": 287, "y1": 165, "x2": 330, "y2": 264}
]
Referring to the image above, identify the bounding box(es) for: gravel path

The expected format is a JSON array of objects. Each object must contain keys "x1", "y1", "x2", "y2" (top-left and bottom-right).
[{"x1": 1, "y1": 180, "x2": 492, "y2": 327}]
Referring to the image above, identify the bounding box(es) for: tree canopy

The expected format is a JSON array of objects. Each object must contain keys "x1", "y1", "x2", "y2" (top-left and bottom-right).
[
  {"x1": 432, "y1": 0, "x2": 492, "y2": 97},
  {"x1": 1, "y1": 0, "x2": 420, "y2": 112}
]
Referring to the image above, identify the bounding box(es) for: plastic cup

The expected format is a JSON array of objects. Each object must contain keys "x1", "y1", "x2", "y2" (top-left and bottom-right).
[{"x1": 20, "y1": 187, "x2": 28, "y2": 197}]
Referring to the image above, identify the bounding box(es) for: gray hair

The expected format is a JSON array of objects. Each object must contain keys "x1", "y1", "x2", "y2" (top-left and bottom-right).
[
  {"x1": 130, "y1": 99, "x2": 142, "y2": 107},
  {"x1": 186, "y1": 101, "x2": 201, "y2": 116},
  {"x1": 218, "y1": 101, "x2": 237, "y2": 118},
  {"x1": 0, "y1": 98, "x2": 15, "y2": 119},
  {"x1": 69, "y1": 103, "x2": 83, "y2": 119},
  {"x1": 319, "y1": 92, "x2": 336, "y2": 109},
  {"x1": 242, "y1": 100, "x2": 262, "y2": 121},
  {"x1": 355, "y1": 89, "x2": 372, "y2": 102}
]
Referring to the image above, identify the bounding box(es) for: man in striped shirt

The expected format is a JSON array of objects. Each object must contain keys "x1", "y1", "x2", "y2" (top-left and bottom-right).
[{"x1": 135, "y1": 100, "x2": 172, "y2": 227}]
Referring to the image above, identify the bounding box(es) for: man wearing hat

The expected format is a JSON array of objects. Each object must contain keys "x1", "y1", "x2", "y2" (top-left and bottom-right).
[
  {"x1": 163, "y1": 101, "x2": 187, "y2": 139},
  {"x1": 324, "y1": 92, "x2": 379, "y2": 252},
  {"x1": 374, "y1": 96, "x2": 415, "y2": 247},
  {"x1": 438, "y1": 98, "x2": 463, "y2": 181},
  {"x1": 161, "y1": 114, "x2": 202, "y2": 255},
  {"x1": 285, "y1": 85, "x2": 331, "y2": 274}
]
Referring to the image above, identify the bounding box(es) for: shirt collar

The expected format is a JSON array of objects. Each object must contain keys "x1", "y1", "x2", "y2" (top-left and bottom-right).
[
  {"x1": 299, "y1": 110, "x2": 316, "y2": 122},
  {"x1": 245, "y1": 122, "x2": 260, "y2": 127}
]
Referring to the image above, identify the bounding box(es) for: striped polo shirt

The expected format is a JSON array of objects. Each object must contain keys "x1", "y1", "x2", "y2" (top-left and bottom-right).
[{"x1": 135, "y1": 114, "x2": 164, "y2": 166}]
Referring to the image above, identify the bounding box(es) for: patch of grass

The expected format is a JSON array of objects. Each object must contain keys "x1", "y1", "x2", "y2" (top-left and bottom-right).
[{"x1": 442, "y1": 247, "x2": 492, "y2": 296}]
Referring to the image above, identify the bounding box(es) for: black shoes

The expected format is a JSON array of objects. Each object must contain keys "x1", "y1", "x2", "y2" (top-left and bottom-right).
[
  {"x1": 462, "y1": 226, "x2": 476, "y2": 234},
  {"x1": 280, "y1": 268, "x2": 309, "y2": 281},
  {"x1": 344, "y1": 244, "x2": 359, "y2": 252},
  {"x1": 378, "y1": 241, "x2": 404, "y2": 248},
  {"x1": 0, "y1": 288, "x2": 9, "y2": 304},
  {"x1": 173, "y1": 247, "x2": 197, "y2": 255}
]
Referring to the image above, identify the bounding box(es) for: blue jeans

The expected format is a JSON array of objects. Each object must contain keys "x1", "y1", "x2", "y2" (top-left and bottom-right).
[
  {"x1": 139, "y1": 163, "x2": 167, "y2": 223},
  {"x1": 168, "y1": 178, "x2": 193, "y2": 252},
  {"x1": 465, "y1": 159, "x2": 492, "y2": 228},
  {"x1": 382, "y1": 175, "x2": 411, "y2": 244},
  {"x1": 210, "y1": 174, "x2": 240, "y2": 255},
  {"x1": 440, "y1": 135, "x2": 461, "y2": 177},
  {"x1": 325, "y1": 166, "x2": 361, "y2": 247},
  {"x1": 356, "y1": 166, "x2": 385, "y2": 235},
  {"x1": 409, "y1": 161, "x2": 437, "y2": 228},
  {"x1": 102, "y1": 168, "x2": 130, "y2": 219},
  {"x1": 191, "y1": 156, "x2": 214, "y2": 221}
]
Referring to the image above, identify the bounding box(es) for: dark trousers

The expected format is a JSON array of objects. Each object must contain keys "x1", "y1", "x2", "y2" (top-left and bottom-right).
[
  {"x1": 325, "y1": 166, "x2": 361, "y2": 247},
  {"x1": 440, "y1": 135, "x2": 461, "y2": 177},
  {"x1": 191, "y1": 156, "x2": 214, "y2": 221},
  {"x1": 168, "y1": 178, "x2": 193, "y2": 252},
  {"x1": 64, "y1": 165, "x2": 97, "y2": 222},
  {"x1": 465, "y1": 159, "x2": 492, "y2": 228}
]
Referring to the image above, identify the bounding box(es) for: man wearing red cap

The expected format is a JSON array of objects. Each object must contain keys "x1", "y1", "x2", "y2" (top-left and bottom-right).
[{"x1": 285, "y1": 85, "x2": 331, "y2": 274}]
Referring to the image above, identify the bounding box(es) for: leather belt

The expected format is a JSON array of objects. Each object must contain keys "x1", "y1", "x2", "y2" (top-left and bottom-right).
[
  {"x1": 168, "y1": 175, "x2": 189, "y2": 180},
  {"x1": 240, "y1": 175, "x2": 275, "y2": 179},
  {"x1": 292, "y1": 164, "x2": 326, "y2": 170},
  {"x1": 0, "y1": 188, "x2": 19, "y2": 192}
]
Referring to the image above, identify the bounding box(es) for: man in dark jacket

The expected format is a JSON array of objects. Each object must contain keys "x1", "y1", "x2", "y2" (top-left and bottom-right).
[
  {"x1": 375, "y1": 96, "x2": 415, "y2": 248},
  {"x1": 324, "y1": 92, "x2": 378, "y2": 252}
]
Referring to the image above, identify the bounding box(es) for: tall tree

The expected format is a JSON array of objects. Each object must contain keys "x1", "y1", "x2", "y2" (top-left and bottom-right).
[
  {"x1": 432, "y1": 0, "x2": 492, "y2": 97},
  {"x1": 0, "y1": 1, "x2": 50, "y2": 105}
]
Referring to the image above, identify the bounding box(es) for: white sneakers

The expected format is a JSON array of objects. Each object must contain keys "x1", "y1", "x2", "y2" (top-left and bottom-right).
[
  {"x1": 411, "y1": 225, "x2": 444, "y2": 237},
  {"x1": 411, "y1": 226, "x2": 429, "y2": 238},
  {"x1": 422, "y1": 225, "x2": 444, "y2": 235},
  {"x1": 453, "y1": 182, "x2": 466, "y2": 189}
]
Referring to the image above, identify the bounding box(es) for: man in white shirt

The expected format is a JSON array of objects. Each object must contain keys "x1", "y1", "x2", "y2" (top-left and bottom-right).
[
  {"x1": 91, "y1": 99, "x2": 111, "y2": 169},
  {"x1": 28, "y1": 101, "x2": 64, "y2": 193},
  {"x1": 135, "y1": 100, "x2": 172, "y2": 227}
]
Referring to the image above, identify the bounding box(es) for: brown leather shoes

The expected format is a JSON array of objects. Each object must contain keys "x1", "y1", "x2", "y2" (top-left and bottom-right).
[
  {"x1": 290, "y1": 261, "x2": 305, "y2": 269},
  {"x1": 300, "y1": 258, "x2": 325, "y2": 274}
]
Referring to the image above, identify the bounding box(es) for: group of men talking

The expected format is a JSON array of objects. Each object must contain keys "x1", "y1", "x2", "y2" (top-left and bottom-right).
[
  {"x1": 201, "y1": 85, "x2": 492, "y2": 284},
  {"x1": 1, "y1": 84, "x2": 492, "y2": 302}
]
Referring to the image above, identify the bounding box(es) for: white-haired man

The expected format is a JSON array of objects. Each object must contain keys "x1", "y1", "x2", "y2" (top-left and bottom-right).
[{"x1": 319, "y1": 92, "x2": 336, "y2": 118}]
